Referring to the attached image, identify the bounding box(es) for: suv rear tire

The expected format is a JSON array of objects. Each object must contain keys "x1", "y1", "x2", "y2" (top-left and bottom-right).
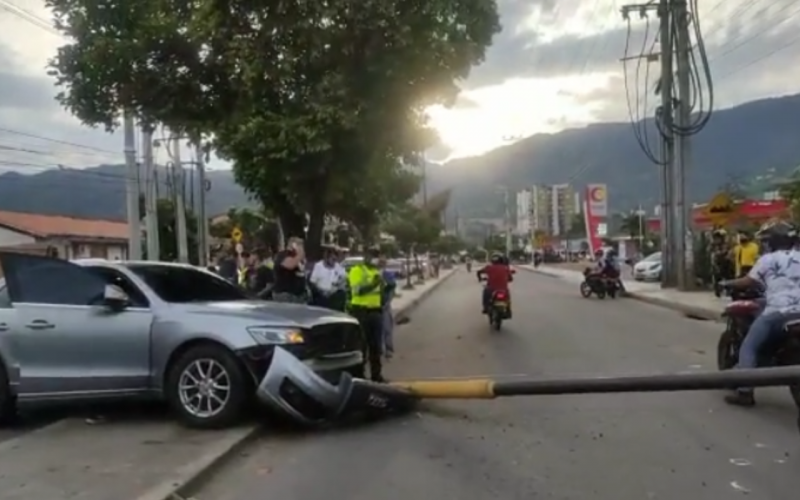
[
  {"x1": 165, "y1": 345, "x2": 250, "y2": 429},
  {"x1": 0, "y1": 364, "x2": 17, "y2": 426}
]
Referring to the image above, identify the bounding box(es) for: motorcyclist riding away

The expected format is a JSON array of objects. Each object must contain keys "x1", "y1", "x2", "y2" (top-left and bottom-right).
[
  {"x1": 719, "y1": 221, "x2": 800, "y2": 407},
  {"x1": 477, "y1": 252, "x2": 513, "y2": 315}
]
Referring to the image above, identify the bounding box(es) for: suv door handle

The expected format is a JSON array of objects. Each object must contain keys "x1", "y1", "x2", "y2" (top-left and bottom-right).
[
  {"x1": 0, "y1": 323, "x2": 8, "y2": 332},
  {"x1": 25, "y1": 320, "x2": 55, "y2": 330}
]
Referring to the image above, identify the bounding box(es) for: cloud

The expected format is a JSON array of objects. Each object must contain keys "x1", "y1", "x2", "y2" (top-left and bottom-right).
[{"x1": 4, "y1": 0, "x2": 800, "y2": 168}]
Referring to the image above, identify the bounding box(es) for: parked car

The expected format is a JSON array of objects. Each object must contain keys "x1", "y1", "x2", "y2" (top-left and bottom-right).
[
  {"x1": 0, "y1": 252, "x2": 364, "y2": 429},
  {"x1": 633, "y1": 252, "x2": 662, "y2": 281}
]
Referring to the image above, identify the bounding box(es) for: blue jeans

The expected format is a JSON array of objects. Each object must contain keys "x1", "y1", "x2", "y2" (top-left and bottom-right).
[
  {"x1": 482, "y1": 287, "x2": 493, "y2": 310},
  {"x1": 382, "y1": 304, "x2": 394, "y2": 354},
  {"x1": 737, "y1": 311, "x2": 787, "y2": 370}
]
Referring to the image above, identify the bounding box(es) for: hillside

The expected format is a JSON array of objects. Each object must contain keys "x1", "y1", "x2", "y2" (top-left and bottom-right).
[
  {"x1": 0, "y1": 164, "x2": 251, "y2": 220},
  {"x1": 427, "y1": 94, "x2": 800, "y2": 217},
  {"x1": 1, "y1": 93, "x2": 799, "y2": 220}
]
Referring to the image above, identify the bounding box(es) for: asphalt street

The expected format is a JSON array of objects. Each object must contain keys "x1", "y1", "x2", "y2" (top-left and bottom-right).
[{"x1": 194, "y1": 269, "x2": 800, "y2": 500}]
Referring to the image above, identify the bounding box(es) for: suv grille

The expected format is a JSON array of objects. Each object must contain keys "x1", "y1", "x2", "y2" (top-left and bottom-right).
[{"x1": 303, "y1": 322, "x2": 362, "y2": 357}]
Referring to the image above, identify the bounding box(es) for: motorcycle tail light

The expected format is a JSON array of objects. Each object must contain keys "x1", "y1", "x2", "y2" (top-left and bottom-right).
[{"x1": 495, "y1": 292, "x2": 507, "y2": 300}]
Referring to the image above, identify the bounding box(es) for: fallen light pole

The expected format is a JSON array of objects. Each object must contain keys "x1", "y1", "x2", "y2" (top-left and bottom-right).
[{"x1": 257, "y1": 348, "x2": 800, "y2": 429}]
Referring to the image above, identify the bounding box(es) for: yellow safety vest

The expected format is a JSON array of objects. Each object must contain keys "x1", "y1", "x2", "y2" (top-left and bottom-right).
[
  {"x1": 237, "y1": 267, "x2": 248, "y2": 286},
  {"x1": 348, "y1": 264, "x2": 382, "y2": 308}
]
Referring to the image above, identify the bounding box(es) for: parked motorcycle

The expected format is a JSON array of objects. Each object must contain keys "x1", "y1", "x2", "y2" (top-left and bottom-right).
[
  {"x1": 579, "y1": 268, "x2": 618, "y2": 299},
  {"x1": 716, "y1": 286, "x2": 800, "y2": 413}
]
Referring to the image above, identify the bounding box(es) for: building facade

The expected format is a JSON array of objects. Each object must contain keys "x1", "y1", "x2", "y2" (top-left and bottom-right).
[
  {"x1": 515, "y1": 184, "x2": 580, "y2": 238},
  {"x1": 0, "y1": 211, "x2": 129, "y2": 260}
]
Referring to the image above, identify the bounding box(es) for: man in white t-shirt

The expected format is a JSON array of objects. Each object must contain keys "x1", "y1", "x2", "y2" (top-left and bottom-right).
[{"x1": 310, "y1": 247, "x2": 347, "y2": 310}]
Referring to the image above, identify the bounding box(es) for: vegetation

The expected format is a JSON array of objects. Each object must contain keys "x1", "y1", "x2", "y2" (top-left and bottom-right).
[{"x1": 46, "y1": 0, "x2": 500, "y2": 258}]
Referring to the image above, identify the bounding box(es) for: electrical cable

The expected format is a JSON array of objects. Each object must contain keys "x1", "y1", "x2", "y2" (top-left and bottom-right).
[{"x1": 623, "y1": 13, "x2": 664, "y2": 165}]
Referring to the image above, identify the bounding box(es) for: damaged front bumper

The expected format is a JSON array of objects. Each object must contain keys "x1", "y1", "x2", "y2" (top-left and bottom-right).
[{"x1": 255, "y1": 347, "x2": 417, "y2": 426}]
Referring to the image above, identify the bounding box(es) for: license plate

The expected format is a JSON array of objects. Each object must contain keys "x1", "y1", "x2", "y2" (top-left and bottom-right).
[{"x1": 494, "y1": 301, "x2": 508, "y2": 307}]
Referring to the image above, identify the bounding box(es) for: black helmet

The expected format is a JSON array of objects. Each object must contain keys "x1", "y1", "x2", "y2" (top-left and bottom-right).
[
  {"x1": 757, "y1": 221, "x2": 796, "y2": 250},
  {"x1": 490, "y1": 253, "x2": 503, "y2": 264}
]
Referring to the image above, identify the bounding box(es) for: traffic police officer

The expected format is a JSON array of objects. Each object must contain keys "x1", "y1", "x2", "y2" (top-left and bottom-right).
[{"x1": 347, "y1": 247, "x2": 386, "y2": 382}]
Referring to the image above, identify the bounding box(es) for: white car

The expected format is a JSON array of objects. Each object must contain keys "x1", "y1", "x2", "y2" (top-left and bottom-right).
[{"x1": 633, "y1": 252, "x2": 662, "y2": 281}]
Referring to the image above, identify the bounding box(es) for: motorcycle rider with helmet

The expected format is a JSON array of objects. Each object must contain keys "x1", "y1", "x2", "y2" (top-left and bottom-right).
[
  {"x1": 719, "y1": 221, "x2": 800, "y2": 406},
  {"x1": 476, "y1": 252, "x2": 514, "y2": 315}
]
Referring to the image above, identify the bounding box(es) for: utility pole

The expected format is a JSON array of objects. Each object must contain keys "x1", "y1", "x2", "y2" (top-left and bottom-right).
[
  {"x1": 622, "y1": 0, "x2": 679, "y2": 288},
  {"x1": 421, "y1": 153, "x2": 428, "y2": 206},
  {"x1": 195, "y1": 141, "x2": 210, "y2": 267},
  {"x1": 142, "y1": 126, "x2": 160, "y2": 261},
  {"x1": 658, "y1": 0, "x2": 677, "y2": 288},
  {"x1": 123, "y1": 111, "x2": 141, "y2": 260},
  {"x1": 673, "y1": 0, "x2": 695, "y2": 290},
  {"x1": 168, "y1": 133, "x2": 190, "y2": 263},
  {"x1": 501, "y1": 186, "x2": 512, "y2": 255}
]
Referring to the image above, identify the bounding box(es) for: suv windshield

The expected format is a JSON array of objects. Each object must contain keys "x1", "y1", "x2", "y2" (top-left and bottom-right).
[{"x1": 126, "y1": 264, "x2": 248, "y2": 303}]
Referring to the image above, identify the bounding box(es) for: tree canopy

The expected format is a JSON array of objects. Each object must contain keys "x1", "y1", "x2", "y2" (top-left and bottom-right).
[{"x1": 46, "y1": 0, "x2": 500, "y2": 257}]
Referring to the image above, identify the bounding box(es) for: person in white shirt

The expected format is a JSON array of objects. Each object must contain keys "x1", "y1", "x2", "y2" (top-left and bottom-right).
[{"x1": 309, "y1": 247, "x2": 347, "y2": 310}]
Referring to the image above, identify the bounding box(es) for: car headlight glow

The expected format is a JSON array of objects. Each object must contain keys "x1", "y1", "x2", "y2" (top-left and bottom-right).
[{"x1": 247, "y1": 326, "x2": 305, "y2": 344}]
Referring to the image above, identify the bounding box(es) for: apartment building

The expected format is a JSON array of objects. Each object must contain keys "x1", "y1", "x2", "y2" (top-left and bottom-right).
[{"x1": 515, "y1": 184, "x2": 580, "y2": 237}]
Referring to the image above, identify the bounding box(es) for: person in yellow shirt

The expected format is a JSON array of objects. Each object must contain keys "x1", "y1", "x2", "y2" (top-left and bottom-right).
[{"x1": 734, "y1": 232, "x2": 759, "y2": 277}]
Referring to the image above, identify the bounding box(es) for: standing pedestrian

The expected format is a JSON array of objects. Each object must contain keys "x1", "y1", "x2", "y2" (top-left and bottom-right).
[
  {"x1": 310, "y1": 246, "x2": 347, "y2": 310},
  {"x1": 347, "y1": 247, "x2": 386, "y2": 382},
  {"x1": 273, "y1": 237, "x2": 308, "y2": 303},
  {"x1": 379, "y1": 254, "x2": 397, "y2": 359}
]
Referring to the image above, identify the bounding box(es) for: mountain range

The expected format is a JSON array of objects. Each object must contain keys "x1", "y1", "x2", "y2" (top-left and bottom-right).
[{"x1": 1, "y1": 93, "x2": 800, "y2": 221}]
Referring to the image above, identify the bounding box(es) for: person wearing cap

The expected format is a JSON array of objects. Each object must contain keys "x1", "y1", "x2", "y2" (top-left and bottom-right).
[{"x1": 347, "y1": 247, "x2": 386, "y2": 382}]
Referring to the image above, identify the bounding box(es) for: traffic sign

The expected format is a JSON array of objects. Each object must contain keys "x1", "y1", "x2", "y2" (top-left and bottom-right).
[
  {"x1": 231, "y1": 227, "x2": 242, "y2": 243},
  {"x1": 705, "y1": 191, "x2": 734, "y2": 226}
]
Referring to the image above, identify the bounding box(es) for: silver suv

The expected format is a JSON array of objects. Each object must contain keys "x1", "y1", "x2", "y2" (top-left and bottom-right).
[{"x1": 0, "y1": 252, "x2": 363, "y2": 428}]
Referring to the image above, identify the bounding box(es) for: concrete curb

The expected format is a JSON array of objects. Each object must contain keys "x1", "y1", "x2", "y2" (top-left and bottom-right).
[
  {"x1": 521, "y1": 265, "x2": 725, "y2": 320},
  {"x1": 626, "y1": 292, "x2": 723, "y2": 322},
  {"x1": 393, "y1": 269, "x2": 458, "y2": 321},
  {"x1": 135, "y1": 270, "x2": 456, "y2": 500},
  {"x1": 135, "y1": 425, "x2": 260, "y2": 500}
]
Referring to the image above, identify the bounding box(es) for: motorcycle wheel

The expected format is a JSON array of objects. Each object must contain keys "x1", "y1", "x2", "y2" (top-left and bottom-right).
[
  {"x1": 579, "y1": 282, "x2": 592, "y2": 298},
  {"x1": 596, "y1": 289, "x2": 606, "y2": 299},
  {"x1": 608, "y1": 285, "x2": 617, "y2": 299},
  {"x1": 492, "y1": 313, "x2": 502, "y2": 331},
  {"x1": 716, "y1": 328, "x2": 738, "y2": 370}
]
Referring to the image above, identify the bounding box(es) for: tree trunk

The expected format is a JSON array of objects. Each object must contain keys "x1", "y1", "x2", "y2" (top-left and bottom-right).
[{"x1": 305, "y1": 203, "x2": 326, "y2": 263}]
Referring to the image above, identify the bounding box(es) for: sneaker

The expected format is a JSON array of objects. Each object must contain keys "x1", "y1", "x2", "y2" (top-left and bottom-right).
[{"x1": 724, "y1": 391, "x2": 756, "y2": 407}]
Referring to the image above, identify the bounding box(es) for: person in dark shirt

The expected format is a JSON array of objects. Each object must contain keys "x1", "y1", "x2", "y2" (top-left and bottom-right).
[
  {"x1": 216, "y1": 245, "x2": 238, "y2": 284},
  {"x1": 251, "y1": 248, "x2": 275, "y2": 299},
  {"x1": 272, "y1": 237, "x2": 308, "y2": 303}
]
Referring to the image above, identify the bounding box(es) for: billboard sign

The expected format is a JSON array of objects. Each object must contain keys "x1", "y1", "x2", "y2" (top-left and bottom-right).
[{"x1": 586, "y1": 184, "x2": 608, "y2": 217}]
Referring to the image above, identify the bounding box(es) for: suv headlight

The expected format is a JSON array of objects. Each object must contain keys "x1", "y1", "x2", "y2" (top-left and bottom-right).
[{"x1": 247, "y1": 326, "x2": 304, "y2": 345}]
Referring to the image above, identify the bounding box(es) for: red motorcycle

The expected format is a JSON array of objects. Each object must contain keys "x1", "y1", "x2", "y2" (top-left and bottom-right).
[{"x1": 716, "y1": 287, "x2": 800, "y2": 421}]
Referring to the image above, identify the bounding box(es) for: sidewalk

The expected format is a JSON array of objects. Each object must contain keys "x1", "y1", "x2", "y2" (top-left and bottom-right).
[
  {"x1": 0, "y1": 418, "x2": 257, "y2": 500},
  {"x1": 0, "y1": 269, "x2": 456, "y2": 500},
  {"x1": 520, "y1": 265, "x2": 726, "y2": 321}
]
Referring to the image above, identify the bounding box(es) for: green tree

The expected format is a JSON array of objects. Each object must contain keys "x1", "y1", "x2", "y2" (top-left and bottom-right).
[
  {"x1": 780, "y1": 174, "x2": 800, "y2": 223},
  {"x1": 47, "y1": 0, "x2": 500, "y2": 261},
  {"x1": 432, "y1": 234, "x2": 466, "y2": 255},
  {"x1": 140, "y1": 198, "x2": 199, "y2": 264},
  {"x1": 209, "y1": 207, "x2": 279, "y2": 251}
]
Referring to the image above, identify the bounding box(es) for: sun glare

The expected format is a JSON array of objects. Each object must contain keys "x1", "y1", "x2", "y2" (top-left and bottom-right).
[{"x1": 426, "y1": 74, "x2": 614, "y2": 161}]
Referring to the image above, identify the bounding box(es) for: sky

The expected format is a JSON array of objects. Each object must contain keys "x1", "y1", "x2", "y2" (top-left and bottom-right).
[{"x1": 0, "y1": 0, "x2": 799, "y2": 172}]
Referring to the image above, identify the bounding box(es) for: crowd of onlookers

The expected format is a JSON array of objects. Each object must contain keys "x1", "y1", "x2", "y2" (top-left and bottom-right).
[{"x1": 207, "y1": 239, "x2": 403, "y2": 363}]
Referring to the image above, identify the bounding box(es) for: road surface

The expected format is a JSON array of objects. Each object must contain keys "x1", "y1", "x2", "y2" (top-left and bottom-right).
[{"x1": 193, "y1": 269, "x2": 799, "y2": 500}]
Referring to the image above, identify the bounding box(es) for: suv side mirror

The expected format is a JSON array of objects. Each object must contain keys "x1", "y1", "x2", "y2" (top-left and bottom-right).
[{"x1": 103, "y1": 284, "x2": 130, "y2": 310}]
